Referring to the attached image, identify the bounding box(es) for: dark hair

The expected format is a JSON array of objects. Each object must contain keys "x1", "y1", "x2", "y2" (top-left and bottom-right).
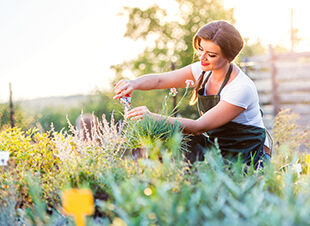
[{"x1": 190, "y1": 20, "x2": 244, "y2": 105}]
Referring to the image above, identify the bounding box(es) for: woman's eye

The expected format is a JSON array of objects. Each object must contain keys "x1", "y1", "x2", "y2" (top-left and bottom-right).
[{"x1": 208, "y1": 54, "x2": 216, "y2": 58}]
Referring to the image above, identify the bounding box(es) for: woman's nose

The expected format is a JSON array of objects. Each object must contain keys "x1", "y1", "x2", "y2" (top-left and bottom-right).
[{"x1": 200, "y1": 51, "x2": 207, "y2": 60}]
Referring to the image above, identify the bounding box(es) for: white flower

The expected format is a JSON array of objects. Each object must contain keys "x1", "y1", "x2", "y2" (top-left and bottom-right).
[
  {"x1": 295, "y1": 163, "x2": 302, "y2": 177},
  {"x1": 169, "y1": 88, "x2": 178, "y2": 96},
  {"x1": 185, "y1": 80, "x2": 194, "y2": 87},
  {"x1": 0, "y1": 151, "x2": 9, "y2": 166}
]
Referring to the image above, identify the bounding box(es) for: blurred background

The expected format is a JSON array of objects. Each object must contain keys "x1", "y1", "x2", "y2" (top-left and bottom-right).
[{"x1": 1, "y1": 0, "x2": 309, "y2": 132}]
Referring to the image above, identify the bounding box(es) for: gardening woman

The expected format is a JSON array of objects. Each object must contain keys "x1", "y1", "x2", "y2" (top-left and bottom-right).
[{"x1": 114, "y1": 20, "x2": 271, "y2": 167}]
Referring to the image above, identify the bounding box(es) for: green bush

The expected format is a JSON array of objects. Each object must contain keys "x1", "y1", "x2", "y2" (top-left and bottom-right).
[{"x1": 0, "y1": 109, "x2": 310, "y2": 225}]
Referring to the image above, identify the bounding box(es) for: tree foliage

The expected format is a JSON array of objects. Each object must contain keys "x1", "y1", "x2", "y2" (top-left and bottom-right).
[
  {"x1": 112, "y1": 0, "x2": 235, "y2": 77},
  {"x1": 0, "y1": 103, "x2": 33, "y2": 131},
  {"x1": 239, "y1": 38, "x2": 266, "y2": 60}
]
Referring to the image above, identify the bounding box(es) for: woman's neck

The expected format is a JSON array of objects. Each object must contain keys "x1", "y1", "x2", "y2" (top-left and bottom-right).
[{"x1": 211, "y1": 63, "x2": 231, "y2": 83}]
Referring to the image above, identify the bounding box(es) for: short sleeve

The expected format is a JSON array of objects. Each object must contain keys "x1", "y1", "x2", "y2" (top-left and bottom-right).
[
  {"x1": 191, "y1": 62, "x2": 203, "y2": 81},
  {"x1": 221, "y1": 84, "x2": 255, "y2": 109}
]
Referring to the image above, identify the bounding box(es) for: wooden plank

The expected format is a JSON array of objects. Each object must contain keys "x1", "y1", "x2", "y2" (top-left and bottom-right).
[
  {"x1": 276, "y1": 64, "x2": 310, "y2": 81},
  {"x1": 245, "y1": 55, "x2": 269, "y2": 64},
  {"x1": 259, "y1": 93, "x2": 272, "y2": 105},
  {"x1": 275, "y1": 61, "x2": 310, "y2": 68},
  {"x1": 255, "y1": 80, "x2": 272, "y2": 92},
  {"x1": 240, "y1": 55, "x2": 270, "y2": 73},
  {"x1": 278, "y1": 81, "x2": 310, "y2": 92},
  {"x1": 243, "y1": 65, "x2": 270, "y2": 74},
  {"x1": 248, "y1": 71, "x2": 271, "y2": 80},
  {"x1": 270, "y1": 46, "x2": 280, "y2": 116},
  {"x1": 276, "y1": 51, "x2": 310, "y2": 61},
  {"x1": 281, "y1": 104, "x2": 310, "y2": 115},
  {"x1": 246, "y1": 56, "x2": 310, "y2": 81},
  {"x1": 261, "y1": 105, "x2": 274, "y2": 115},
  {"x1": 279, "y1": 93, "x2": 310, "y2": 104},
  {"x1": 277, "y1": 73, "x2": 310, "y2": 81}
]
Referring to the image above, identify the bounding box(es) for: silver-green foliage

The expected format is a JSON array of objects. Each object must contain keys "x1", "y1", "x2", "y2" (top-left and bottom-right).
[
  {"x1": 125, "y1": 115, "x2": 185, "y2": 158},
  {"x1": 98, "y1": 148, "x2": 310, "y2": 226}
]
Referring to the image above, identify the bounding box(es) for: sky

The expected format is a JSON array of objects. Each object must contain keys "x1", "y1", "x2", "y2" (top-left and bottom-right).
[{"x1": 0, "y1": 0, "x2": 309, "y2": 102}]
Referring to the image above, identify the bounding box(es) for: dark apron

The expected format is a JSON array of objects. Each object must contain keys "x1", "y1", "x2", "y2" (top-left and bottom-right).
[{"x1": 187, "y1": 64, "x2": 266, "y2": 167}]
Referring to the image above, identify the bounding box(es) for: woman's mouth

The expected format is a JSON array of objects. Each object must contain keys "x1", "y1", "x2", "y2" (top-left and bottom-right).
[{"x1": 201, "y1": 61, "x2": 209, "y2": 67}]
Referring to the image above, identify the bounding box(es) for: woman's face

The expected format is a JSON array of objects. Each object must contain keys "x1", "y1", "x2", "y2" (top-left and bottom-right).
[{"x1": 197, "y1": 38, "x2": 229, "y2": 71}]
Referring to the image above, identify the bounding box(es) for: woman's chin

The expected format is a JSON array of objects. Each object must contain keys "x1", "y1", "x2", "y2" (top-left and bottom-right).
[{"x1": 200, "y1": 65, "x2": 210, "y2": 71}]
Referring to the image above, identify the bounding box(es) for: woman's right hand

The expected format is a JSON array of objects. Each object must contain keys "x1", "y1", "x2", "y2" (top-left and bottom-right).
[{"x1": 113, "y1": 79, "x2": 135, "y2": 99}]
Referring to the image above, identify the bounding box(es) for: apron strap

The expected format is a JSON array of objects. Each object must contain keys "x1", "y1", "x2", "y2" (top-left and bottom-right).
[
  {"x1": 200, "y1": 64, "x2": 233, "y2": 96},
  {"x1": 217, "y1": 64, "x2": 233, "y2": 95},
  {"x1": 201, "y1": 71, "x2": 211, "y2": 88}
]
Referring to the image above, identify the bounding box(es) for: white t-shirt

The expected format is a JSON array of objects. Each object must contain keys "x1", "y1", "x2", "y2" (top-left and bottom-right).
[{"x1": 191, "y1": 61, "x2": 265, "y2": 129}]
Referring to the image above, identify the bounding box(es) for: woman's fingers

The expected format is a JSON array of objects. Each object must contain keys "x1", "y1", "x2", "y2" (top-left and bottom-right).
[
  {"x1": 113, "y1": 92, "x2": 125, "y2": 100},
  {"x1": 126, "y1": 106, "x2": 149, "y2": 119},
  {"x1": 131, "y1": 116, "x2": 143, "y2": 121},
  {"x1": 114, "y1": 80, "x2": 124, "y2": 92},
  {"x1": 113, "y1": 80, "x2": 133, "y2": 99},
  {"x1": 126, "y1": 109, "x2": 142, "y2": 118},
  {"x1": 126, "y1": 114, "x2": 143, "y2": 121},
  {"x1": 114, "y1": 80, "x2": 126, "y2": 92}
]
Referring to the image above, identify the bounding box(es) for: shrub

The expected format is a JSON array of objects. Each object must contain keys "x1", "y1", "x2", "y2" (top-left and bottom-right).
[{"x1": 1, "y1": 108, "x2": 310, "y2": 225}]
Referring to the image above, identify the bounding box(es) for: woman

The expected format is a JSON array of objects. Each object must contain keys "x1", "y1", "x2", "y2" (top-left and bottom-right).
[{"x1": 114, "y1": 20, "x2": 271, "y2": 167}]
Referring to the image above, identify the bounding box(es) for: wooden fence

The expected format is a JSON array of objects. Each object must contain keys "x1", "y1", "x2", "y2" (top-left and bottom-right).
[{"x1": 241, "y1": 47, "x2": 310, "y2": 130}]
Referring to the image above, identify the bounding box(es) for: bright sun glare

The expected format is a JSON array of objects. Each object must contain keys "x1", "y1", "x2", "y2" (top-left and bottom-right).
[
  {"x1": 0, "y1": 0, "x2": 309, "y2": 102},
  {"x1": 224, "y1": 0, "x2": 310, "y2": 51}
]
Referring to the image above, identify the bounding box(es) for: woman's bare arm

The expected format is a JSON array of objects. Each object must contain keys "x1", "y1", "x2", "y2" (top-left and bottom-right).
[
  {"x1": 126, "y1": 100, "x2": 245, "y2": 135},
  {"x1": 174, "y1": 101, "x2": 245, "y2": 134},
  {"x1": 114, "y1": 65, "x2": 195, "y2": 99}
]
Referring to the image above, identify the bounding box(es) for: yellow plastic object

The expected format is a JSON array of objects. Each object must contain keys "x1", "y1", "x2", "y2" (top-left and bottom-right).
[
  {"x1": 62, "y1": 188, "x2": 94, "y2": 226},
  {"x1": 306, "y1": 154, "x2": 310, "y2": 175}
]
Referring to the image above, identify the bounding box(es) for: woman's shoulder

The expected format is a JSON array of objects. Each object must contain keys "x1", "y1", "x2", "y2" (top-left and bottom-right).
[
  {"x1": 222, "y1": 67, "x2": 258, "y2": 99},
  {"x1": 190, "y1": 61, "x2": 203, "y2": 81},
  {"x1": 227, "y1": 67, "x2": 256, "y2": 90}
]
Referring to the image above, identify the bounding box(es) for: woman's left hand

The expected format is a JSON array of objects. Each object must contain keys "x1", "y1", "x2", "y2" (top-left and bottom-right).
[{"x1": 126, "y1": 106, "x2": 151, "y2": 120}]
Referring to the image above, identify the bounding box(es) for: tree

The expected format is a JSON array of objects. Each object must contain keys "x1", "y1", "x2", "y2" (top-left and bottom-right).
[
  {"x1": 239, "y1": 38, "x2": 266, "y2": 59},
  {"x1": 0, "y1": 103, "x2": 34, "y2": 131},
  {"x1": 111, "y1": 0, "x2": 235, "y2": 77}
]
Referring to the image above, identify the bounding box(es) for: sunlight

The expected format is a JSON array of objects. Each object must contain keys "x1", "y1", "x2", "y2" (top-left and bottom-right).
[
  {"x1": 1, "y1": 0, "x2": 309, "y2": 102},
  {"x1": 224, "y1": 0, "x2": 310, "y2": 51}
]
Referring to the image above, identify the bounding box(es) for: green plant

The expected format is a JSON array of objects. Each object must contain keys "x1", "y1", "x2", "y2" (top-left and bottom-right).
[
  {"x1": 0, "y1": 127, "x2": 61, "y2": 207},
  {"x1": 2, "y1": 101, "x2": 310, "y2": 225},
  {"x1": 123, "y1": 80, "x2": 194, "y2": 161},
  {"x1": 125, "y1": 115, "x2": 184, "y2": 158}
]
